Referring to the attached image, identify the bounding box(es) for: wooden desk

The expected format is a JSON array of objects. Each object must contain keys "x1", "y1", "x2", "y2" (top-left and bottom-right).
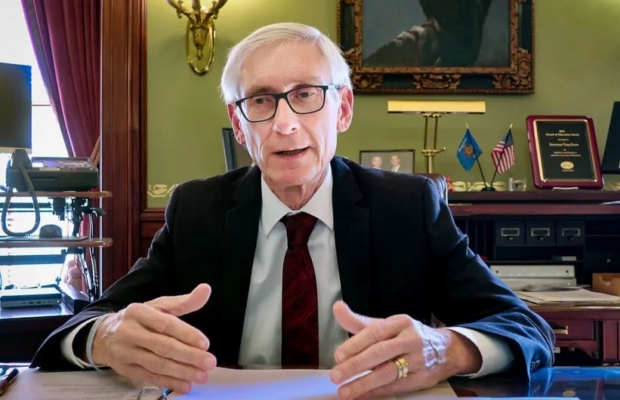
[
  {"x1": 531, "y1": 304, "x2": 620, "y2": 366},
  {"x1": 0, "y1": 365, "x2": 617, "y2": 399},
  {"x1": 451, "y1": 367, "x2": 620, "y2": 399},
  {"x1": 449, "y1": 191, "x2": 620, "y2": 366}
]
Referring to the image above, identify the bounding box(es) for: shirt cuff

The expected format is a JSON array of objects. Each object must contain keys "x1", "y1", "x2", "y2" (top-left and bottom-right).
[
  {"x1": 60, "y1": 316, "x2": 106, "y2": 368},
  {"x1": 447, "y1": 327, "x2": 514, "y2": 378}
]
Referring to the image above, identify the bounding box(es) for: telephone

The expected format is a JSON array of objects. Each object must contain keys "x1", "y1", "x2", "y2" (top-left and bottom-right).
[
  {"x1": 2, "y1": 149, "x2": 99, "y2": 237},
  {"x1": 2, "y1": 149, "x2": 40, "y2": 236},
  {"x1": 6, "y1": 149, "x2": 98, "y2": 192}
]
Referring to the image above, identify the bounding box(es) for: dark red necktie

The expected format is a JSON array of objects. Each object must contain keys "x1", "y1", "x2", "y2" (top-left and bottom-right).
[{"x1": 281, "y1": 212, "x2": 319, "y2": 368}]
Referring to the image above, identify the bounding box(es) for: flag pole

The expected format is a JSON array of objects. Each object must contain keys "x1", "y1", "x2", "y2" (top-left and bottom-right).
[
  {"x1": 475, "y1": 151, "x2": 492, "y2": 190},
  {"x1": 489, "y1": 123, "x2": 513, "y2": 187},
  {"x1": 466, "y1": 124, "x2": 491, "y2": 190}
]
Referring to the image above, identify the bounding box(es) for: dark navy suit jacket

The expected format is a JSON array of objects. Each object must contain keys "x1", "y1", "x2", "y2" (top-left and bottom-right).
[{"x1": 31, "y1": 157, "x2": 555, "y2": 376}]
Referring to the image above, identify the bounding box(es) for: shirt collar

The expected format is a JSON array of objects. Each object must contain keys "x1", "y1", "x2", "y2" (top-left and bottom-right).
[{"x1": 261, "y1": 164, "x2": 334, "y2": 236}]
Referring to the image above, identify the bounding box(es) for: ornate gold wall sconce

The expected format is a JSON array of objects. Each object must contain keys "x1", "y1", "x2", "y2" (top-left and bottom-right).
[{"x1": 166, "y1": 0, "x2": 228, "y2": 75}]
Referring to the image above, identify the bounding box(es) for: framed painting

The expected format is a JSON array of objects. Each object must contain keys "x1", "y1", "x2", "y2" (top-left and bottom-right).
[
  {"x1": 337, "y1": 0, "x2": 534, "y2": 94},
  {"x1": 360, "y1": 149, "x2": 415, "y2": 173},
  {"x1": 222, "y1": 128, "x2": 254, "y2": 171}
]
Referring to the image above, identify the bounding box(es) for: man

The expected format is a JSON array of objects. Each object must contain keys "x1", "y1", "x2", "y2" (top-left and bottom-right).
[
  {"x1": 370, "y1": 155, "x2": 383, "y2": 169},
  {"x1": 390, "y1": 154, "x2": 401, "y2": 172},
  {"x1": 32, "y1": 22, "x2": 554, "y2": 400}
]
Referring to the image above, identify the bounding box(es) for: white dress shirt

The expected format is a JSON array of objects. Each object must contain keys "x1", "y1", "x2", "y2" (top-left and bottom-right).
[
  {"x1": 62, "y1": 166, "x2": 513, "y2": 376},
  {"x1": 238, "y1": 166, "x2": 348, "y2": 368}
]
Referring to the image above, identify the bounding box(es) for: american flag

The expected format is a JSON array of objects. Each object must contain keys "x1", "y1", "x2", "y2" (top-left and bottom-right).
[{"x1": 491, "y1": 130, "x2": 515, "y2": 174}]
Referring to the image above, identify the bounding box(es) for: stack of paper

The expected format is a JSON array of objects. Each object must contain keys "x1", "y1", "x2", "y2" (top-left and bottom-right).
[{"x1": 517, "y1": 288, "x2": 620, "y2": 305}]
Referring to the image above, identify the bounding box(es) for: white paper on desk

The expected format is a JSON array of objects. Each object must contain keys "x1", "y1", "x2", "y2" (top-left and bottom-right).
[
  {"x1": 516, "y1": 288, "x2": 620, "y2": 305},
  {"x1": 171, "y1": 368, "x2": 456, "y2": 399},
  {"x1": 2, "y1": 369, "x2": 143, "y2": 400}
]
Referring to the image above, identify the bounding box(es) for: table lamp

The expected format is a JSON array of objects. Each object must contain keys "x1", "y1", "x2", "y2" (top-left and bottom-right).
[{"x1": 388, "y1": 100, "x2": 486, "y2": 173}]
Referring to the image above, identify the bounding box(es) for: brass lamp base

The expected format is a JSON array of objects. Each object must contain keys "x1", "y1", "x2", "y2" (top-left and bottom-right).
[{"x1": 421, "y1": 148, "x2": 446, "y2": 174}]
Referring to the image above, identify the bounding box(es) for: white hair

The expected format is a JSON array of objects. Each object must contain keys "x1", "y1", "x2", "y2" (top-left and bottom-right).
[{"x1": 220, "y1": 22, "x2": 352, "y2": 103}]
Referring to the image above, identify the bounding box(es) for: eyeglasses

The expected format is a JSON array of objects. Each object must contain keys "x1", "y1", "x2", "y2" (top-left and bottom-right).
[
  {"x1": 234, "y1": 84, "x2": 341, "y2": 123},
  {"x1": 136, "y1": 386, "x2": 172, "y2": 400}
]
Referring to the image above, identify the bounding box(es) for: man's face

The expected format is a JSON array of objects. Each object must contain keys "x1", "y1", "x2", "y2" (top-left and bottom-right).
[
  {"x1": 391, "y1": 155, "x2": 400, "y2": 166},
  {"x1": 228, "y1": 40, "x2": 353, "y2": 193},
  {"x1": 371, "y1": 156, "x2": 382, "y2": 167}
]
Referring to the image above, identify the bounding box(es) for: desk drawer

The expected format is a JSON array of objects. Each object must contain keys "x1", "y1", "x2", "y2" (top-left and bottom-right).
[
  {"x1": 495, "y1": 221, "x2": 524, "y2": 246},
  {"x1": 549, "y1": 320, "x2": 595, "y2": 340},
  {"x1": 526, "y1": 220, "x2": 555, "y2": 246}
]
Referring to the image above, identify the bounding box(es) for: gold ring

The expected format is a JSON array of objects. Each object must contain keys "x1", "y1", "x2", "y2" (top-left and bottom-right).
[{"x1": 394, "y1": 357, "x2": 408, "y2": 379}]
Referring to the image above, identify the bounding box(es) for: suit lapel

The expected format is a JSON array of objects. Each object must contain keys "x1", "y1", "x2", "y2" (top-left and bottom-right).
[
  {"x1": 218, "y1": 167, "x2": 262, "y2": 365},
  {"x1": 215, "y1": 160, "x2": 371, "y2": 361},
  {"x1": 331, "y1": 158, "x2": 371, "y2": 316}
]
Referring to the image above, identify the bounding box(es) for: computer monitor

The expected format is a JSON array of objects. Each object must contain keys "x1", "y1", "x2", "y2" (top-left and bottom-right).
[
  {"x1": 0, "y1": 62, "x2": 32, "y2": 153},
  {"x1": 601, "y1": 101, "x2": 620, "y2": 174},
  {"x1": 221, "y1": 127, "x2": 253, "y2": 171}
]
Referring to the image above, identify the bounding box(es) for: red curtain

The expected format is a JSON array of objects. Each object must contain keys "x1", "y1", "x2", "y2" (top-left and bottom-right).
[{"x1": 21, "y1": 0, "x2": 101, "y2": 158}]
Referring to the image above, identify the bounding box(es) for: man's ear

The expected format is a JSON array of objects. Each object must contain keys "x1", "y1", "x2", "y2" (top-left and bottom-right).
[
  {"x1": 227, "y1": 103, "x2": 247, "y2": 145},
  {"x1": 336, "y1": 87, "x2": 354, "y2": 133}
]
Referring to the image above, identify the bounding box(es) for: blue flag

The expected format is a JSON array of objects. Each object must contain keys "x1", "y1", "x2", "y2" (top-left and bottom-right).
[{"x1": 456, "y1": 129, "x2": 482, "y2": 171}]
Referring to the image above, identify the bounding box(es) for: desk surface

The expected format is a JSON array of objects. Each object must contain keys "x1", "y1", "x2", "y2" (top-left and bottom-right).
[
  {"x1": 0, "y1": 366, "x2": 618, "y2": 399},
  {"x1": 451, "y1": 367, "x2": 620, "y2": 399}
]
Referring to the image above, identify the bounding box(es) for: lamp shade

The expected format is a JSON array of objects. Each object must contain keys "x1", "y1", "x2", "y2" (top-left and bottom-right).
[{"x1": 387, "y1": 100, "x2": 486, "y2": 114}]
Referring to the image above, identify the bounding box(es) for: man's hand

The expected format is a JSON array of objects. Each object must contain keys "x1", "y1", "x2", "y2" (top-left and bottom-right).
[
  {"x1": 91, "y1": 284, "x2": 216, "y2": 394},
  {"x1": 329, "y1": 301, "x2": 482, "y2": 400}
]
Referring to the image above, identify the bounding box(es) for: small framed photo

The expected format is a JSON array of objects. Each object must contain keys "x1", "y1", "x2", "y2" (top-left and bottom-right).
[{"x1": 359, "y1": 150, "x2": 415, "y2": 173}]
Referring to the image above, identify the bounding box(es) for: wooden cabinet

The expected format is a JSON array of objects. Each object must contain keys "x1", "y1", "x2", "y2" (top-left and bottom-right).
[{"x1": 450, "y1": 191, "x2": 620, "y2": 366}]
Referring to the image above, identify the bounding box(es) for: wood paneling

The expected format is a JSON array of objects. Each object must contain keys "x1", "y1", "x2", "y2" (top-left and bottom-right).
[
  {"x1": 138, "y1": 203, "x2": 620, "y2": 249},
  {"x1": 101, "y1": 0, "x2": 147, "y2": 289},
  {"x1": 140, "y1": 209, "x2": 165, "y2": 257}
]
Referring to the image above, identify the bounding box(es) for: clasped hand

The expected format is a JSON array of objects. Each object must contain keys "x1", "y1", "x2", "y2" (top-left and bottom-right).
[
  {"x1": 88, "y1": 285, "x2": 479, "y2": 398},
  {"x1": 329, "y1": 301, "x2": 480, "y2": 400},
  {"x1": 91, "y1": 284, "x2": 216, "y2": 394}
]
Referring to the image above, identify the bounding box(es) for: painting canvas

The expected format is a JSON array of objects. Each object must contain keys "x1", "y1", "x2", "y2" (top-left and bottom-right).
[{"x1": 338, "y1": 0, "x2": 534, "y2": 94}]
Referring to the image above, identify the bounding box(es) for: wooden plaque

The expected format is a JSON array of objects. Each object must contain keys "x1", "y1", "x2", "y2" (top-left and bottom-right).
[{"x1": 526, "y1": 115, "x2": 603, "y2": 190}]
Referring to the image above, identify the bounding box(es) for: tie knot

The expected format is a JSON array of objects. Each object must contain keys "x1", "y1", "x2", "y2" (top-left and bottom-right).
[{"x1": 281, "y1": 212, "x2": 317, "y2": 248}]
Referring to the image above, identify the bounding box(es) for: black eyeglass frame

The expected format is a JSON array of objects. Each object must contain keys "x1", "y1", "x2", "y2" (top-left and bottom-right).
[{"x1": 234, "y1": 84, "x2": 341, "y2": 123}]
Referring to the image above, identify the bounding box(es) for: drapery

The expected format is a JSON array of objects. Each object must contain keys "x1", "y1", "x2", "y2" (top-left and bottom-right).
[
  {"x1": 21, "y1": 0, "x2": 102, "y2": 295},
  {"x1": 21, "y1": 0, "x2": 101, "y2": 158}
]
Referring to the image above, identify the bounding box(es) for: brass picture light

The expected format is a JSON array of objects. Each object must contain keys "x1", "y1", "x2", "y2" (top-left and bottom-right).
[
  {"x1": 166, "y1": 0, "x2": 228, "y2": 75},
  {"x1": 388, "y1": 100, "x2": 486, "y2": 173}
]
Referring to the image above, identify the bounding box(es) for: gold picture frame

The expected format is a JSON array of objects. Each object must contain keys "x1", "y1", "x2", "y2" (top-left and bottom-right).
[
  {"x1": 337, "y1": 0, "x2": 534, "y2": 94},
  {"x1": 360, "y1": 149, "x2": 415, "y2": 173}
]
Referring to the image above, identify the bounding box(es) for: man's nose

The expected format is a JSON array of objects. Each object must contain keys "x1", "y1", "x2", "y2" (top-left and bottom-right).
[{"x1": 273, "y1": 98, "x2": 299, "y2": 135}]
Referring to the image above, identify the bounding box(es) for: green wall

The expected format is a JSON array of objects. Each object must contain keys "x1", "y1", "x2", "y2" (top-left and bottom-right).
[{"x1": 147, "y1": 0, "x2": 620, "y2": 207}]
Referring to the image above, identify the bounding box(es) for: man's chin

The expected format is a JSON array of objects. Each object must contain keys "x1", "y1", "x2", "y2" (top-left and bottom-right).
[{"x1": 266, "y1": 167, "x2": 321, "y2": 189}]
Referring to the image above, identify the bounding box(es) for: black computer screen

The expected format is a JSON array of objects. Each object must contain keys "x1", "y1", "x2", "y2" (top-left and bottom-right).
[
  {"x1": 602, "y1": 101, "x2": 620, "y2": 174},
  {"x1": 0, "y1": 62, "x2": 32, "y2": 153}
]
